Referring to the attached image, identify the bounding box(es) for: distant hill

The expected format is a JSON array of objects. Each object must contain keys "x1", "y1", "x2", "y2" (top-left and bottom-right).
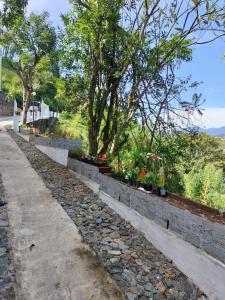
[{"x1": 200, "y1": 127, "x2": 225, "y2": 137}]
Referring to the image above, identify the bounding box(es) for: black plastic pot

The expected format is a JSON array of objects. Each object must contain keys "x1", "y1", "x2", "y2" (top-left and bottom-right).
[
  {"x1": 128, "y1": 179, "x2": 137, "y2": 186},
  {"x1": 142, "y1": 184, "x2": 152, "y2": 192}
]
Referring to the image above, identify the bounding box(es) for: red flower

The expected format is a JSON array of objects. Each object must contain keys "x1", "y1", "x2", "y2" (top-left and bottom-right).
[
  {"x1": 140, "y1": 167, "x2": 148, "y2": 177},
  {"x1": 98, "y1": 154, "x2": 108, "y2": 162}
]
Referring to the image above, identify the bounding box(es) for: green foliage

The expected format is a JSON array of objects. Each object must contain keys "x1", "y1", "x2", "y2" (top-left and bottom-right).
[
  {"x1": 112, "y1": 125, "x2": 225, "y2": 209},
  {"x1": 158, "y1": 167, "x2": 165, "y2": 188},
  {"x1": 2, "y1": 58, "x2": 22, "y2": 102},
  {"x1": 0, "y1": 11, "x2": 58, "y2": 120},
  {"x1": 52, "y1": 112, "x2": 89, "y2": 152},
  {"x1": 153, "y1": 132, "x2": 225, "y2": 193},
  {"x1": 0, "y1": 0, "x2": 28, "y2": 27},
  {"x1": 62, "y1": 0, "x2": 221, "y2": 155},
  {"x1": 184, "y1": 163, "x2": 225, "y2": 209},
  {"x1": 144, "y1": 171, "x2": 155, "y2": 186}
]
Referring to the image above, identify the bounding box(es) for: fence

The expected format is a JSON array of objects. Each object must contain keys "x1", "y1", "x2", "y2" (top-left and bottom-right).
[
  {"x1": 26, "y1": 110, "x2": 60, "y2": 124},
  {"x1": 13, "y1": 100, "x2": 59, "y2": 132}
]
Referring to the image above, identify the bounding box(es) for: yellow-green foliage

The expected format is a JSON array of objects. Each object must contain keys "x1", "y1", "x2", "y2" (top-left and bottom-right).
[
  {"x1": 55, "y1": 112, "x2": 88, "y2": 152},
  {"x1": 184, "y1": 163, "x2": 225, "y2": 210},
  {"x1": 158, "y1": 167, "x2": 165, "y2": 188}
]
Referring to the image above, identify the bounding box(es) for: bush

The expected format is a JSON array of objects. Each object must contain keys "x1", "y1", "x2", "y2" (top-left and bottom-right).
[
  {"x1": 51, "y1": 111, "x2": 88, "y2": 152},
  {"x1": 184, "y1": 163, "x2": 225, "y2": 210}
]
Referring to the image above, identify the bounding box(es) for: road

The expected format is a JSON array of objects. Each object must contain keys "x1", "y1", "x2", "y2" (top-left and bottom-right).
[{"x1": 0, "y1": 116, "x2": 13, "y2": 130}]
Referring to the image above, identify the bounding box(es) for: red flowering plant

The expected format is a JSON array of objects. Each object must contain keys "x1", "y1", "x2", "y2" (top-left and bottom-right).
[
  {"x1": 97, "y1": 154, "x2": 112, "y2": 173},
  {"x1": 138, "y1": 166, "x2": 154, "y2": 191},
  {"x1": 98, "y1": 154, "x2": 108, "y2": 162},
  {"x1": 139, "y1": 167, "x2": 148, "y2": 183},
  {"x1": 138, "y1": 153, "x2": 163, "y2": 189}
]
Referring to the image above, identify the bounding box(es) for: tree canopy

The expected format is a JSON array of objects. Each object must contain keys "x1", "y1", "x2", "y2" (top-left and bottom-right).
[
  {"x1": 0, "y1": 0, "x2": 28, "y2": 27},
  {"x1": 0, "y1": 11, "x2": 57, "y2": 122},
  {"x1": 60, "y1": 0, "x2": 225, "y2": 156}
]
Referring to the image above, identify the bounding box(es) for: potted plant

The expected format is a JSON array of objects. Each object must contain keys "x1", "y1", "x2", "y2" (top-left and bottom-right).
[
  {"x1": 138, "y1": 167, "x2": 150, "y2": 191},
  {"x1": 125, "y1": 168, "x2": 139, "y2": 186},
  {"x1": 143, "y1": 171, "x2": 154, "y2": 191},
  {"x1": 97, "y1": 154, "x2": 112, "y2": 173},
  {"x1": 157, "y1": 166, "x2": 167, "y2": 196},
  {"x1": 15, "y1": 108, "x2": 21, "y2": 115}
]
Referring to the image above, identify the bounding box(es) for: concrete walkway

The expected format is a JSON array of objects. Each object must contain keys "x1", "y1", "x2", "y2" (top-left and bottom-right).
[{"x1": 0, "y1": 128, "x2": 124, "y2": 299}]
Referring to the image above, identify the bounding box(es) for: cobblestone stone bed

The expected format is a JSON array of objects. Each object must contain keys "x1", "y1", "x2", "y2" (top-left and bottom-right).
[
  {"x1": 0, "y1": 175, "x2": 15, "y2": 300},
  {"x1": 10, "y1": 130, "x2": 207, "y2": 300}
]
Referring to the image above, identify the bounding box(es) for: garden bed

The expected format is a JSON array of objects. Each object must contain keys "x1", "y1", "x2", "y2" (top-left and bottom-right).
[
  {"x1": 103, "y1": 172, "x2": 225, "y2": 224},
  {"x1": 68, "y1": 157, "x2": 225, "y2": 265},
  {"x1": 72, "y1": 158, "x2": 225, "y2": 223}
]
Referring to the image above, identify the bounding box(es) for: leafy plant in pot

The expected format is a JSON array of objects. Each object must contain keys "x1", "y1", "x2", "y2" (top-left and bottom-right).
[
  {"x1": 138, "y1": 167, "x2": 153, "y2": 191},
  {"x1": 157, "y1": 167, "x2": 167, "y2": 196},
  {"x1": 139, "y1": 171, "x2": 154, "y2": 191},
  {"x1": 147, "y1": 153, "x2": 161, "y2": 194},
  {"x1": 125, "y1": 168, "x2": 139, "y2": 186}
]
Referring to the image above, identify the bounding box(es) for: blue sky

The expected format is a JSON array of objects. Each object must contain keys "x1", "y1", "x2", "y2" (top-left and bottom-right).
[
  {"x1": 27, "y1": 0, "x2": 71, "y2": 26},
  {"x1": 179, "y1": 39, "x2": 225, "y2": 109},
  {"x1": 5, "y1": 0, "x2": 225, "y2": 127}
]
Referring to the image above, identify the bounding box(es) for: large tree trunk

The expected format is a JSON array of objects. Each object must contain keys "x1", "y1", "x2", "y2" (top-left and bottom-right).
[
  {"x1": 21, "y1": 86, "x2": 30, "y2": 125},
  {"x1": 99, "y1": 87, "x2": 118, "y2": 154},
  {"x1": 88, "y1": 125, "x2": 99, "y2": 156},
  {"x1": 87, "y1": 69, "x2": 98, "y2": 156}
]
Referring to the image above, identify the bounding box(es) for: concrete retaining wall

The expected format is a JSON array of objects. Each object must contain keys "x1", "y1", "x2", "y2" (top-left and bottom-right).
[
  {"x1": 18, "y1": 134, "x2": 82, "y2": 166},
  {"x1": 30, "y1": 135, "x2": 82, "y2": 150},
  {"x1": 36, "y1": 145, "x2": 69, "y2": 166},
  {"x1": 68, "y1": 158, "x2": 225, "y2": 264},
  {"x1": 68, "y1": 158, "x2": 100, "y2": 183}
]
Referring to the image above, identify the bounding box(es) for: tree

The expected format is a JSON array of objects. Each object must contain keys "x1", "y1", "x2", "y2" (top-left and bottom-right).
[
  {"x1": 0, "y1": 12, "x2": 57, "y2": 123},
  {"x1": 0, "y1": 0, "x2": 28, "y2": 28},
  {"x1": 1, "y1": 57, "x2": 22, "y2": 101},
  {"x1": 61, "y1": 0, "x2": 225, "y2": 156}
]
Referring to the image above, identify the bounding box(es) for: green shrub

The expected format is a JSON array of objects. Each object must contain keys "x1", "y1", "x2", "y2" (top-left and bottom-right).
[{"x1": 184, "y1": 163, "x2": 225, "y2": 210}]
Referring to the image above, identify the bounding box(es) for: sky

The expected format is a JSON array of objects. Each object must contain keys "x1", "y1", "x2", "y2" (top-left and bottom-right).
[
  {"x1": 26, "y1": 0, "x2": 71, "y2": 25},
  {"x1": 1, "y1": 0, "x2": 225, "y2": 128}
]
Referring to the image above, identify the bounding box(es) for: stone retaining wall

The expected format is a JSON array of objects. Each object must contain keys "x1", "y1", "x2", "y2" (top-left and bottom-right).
[
  {"x1": 0, "y1": 92, "x2": 13, "y2": 116},
  {"x1": 68, "y1": 158, "x2": 225, "y2": 265}
]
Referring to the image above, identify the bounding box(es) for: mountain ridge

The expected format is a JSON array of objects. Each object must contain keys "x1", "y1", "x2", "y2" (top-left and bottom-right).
[{"x1": 200, "y1": 126, "x2": 225, "y2": 136}]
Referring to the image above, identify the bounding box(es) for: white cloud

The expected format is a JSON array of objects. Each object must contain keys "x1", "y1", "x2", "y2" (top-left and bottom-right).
[
  {"x1": 178, "y1": 107, "x2": 225, "y2": 129},
  {"x1": 197, "y1": 108, "x2": 225, "y2": 129},
  {"x1": 166, "y1": 107, "x2": 225, "y2": 129}
]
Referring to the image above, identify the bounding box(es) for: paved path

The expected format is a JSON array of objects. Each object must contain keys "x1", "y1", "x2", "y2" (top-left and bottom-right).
[
  {"x1": 0, "y1": 127, "x2": 124, "y2": 299},
  {"x1": 0, "y1": 116, "x2": 13, "y2": 129}
]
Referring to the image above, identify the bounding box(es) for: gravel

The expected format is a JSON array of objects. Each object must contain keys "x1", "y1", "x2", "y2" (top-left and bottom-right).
[
  {"x1": 0, "y1": 175, "x2": 15, "y2": 300},
  {"x1": 9, "y1": 130, "x2": 207, "y2": 300}
]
